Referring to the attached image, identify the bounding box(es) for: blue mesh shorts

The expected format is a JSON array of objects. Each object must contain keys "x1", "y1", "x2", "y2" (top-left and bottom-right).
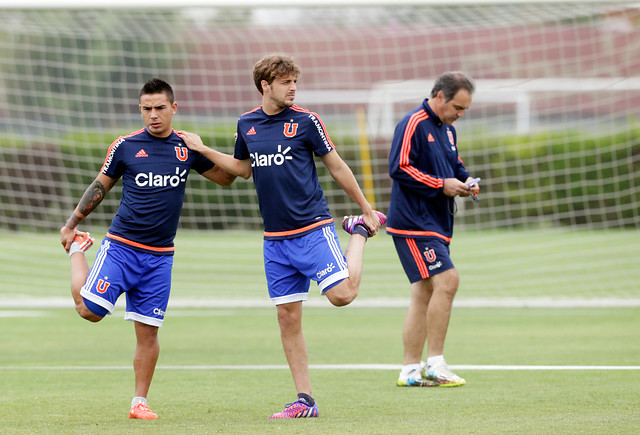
[
  {"x1": 264, "y1": 225, "x2": 349, "y2": 305},
  {"x1": 80, "y1": 239, "x2": 173, "y2": 326}
]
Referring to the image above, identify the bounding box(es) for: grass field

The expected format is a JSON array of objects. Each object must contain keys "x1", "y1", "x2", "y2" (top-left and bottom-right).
[
  {"x1": 1, "y1": 307, "x2": 639, "y2": 433},
  {"x1": 0, "y1": 229, "x2": 639, "y2": 433},
  {"x1": 1, "y1": 228, "x2": 640, "y2": 302}
]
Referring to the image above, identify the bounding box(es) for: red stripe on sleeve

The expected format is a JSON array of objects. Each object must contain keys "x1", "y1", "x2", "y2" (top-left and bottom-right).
[
  {"x1": 398, "y1": 111, "x2": 443, "y2": 189},
  {"x1": 100, "y1": 128, "x2": 144, "y2": 173},
  {"x1": 291, "y1": 105, "x2": 335, "y2": 149}
]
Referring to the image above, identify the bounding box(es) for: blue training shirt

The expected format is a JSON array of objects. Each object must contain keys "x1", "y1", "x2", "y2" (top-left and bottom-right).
[
  {"x1": 101, "y1": 128, "x2": 214, "y2": 255},
  {"x1": 234, "y1": 105, "x2": 335, "y2": 240},
  {"x1": 387, "y1": 99, "x2": 470, "y2": 243}
]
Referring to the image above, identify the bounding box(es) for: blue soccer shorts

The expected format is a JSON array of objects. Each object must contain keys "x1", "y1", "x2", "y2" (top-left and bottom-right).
[
  {"x1": 392, "y1": 236, "x2": 455, "y2": 283},
  {"x1": 264, "y1": 225, "x2": 349, "y2": 305},
  {"x1": 80, "y1": 239, "x2": 173, "y2": 327}
]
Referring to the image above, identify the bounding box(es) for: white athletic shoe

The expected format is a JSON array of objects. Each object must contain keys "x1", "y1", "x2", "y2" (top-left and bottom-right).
[
  {"x1": 424, "y1": 360, "x2": 466, "y2": 387},
  {"x1": 397, "y1": 366, "x2": 438, "y2": 387}
]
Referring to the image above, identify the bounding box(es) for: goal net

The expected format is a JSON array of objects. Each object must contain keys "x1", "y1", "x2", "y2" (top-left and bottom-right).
[
  {"x1": 1, "y1": 1, "x2": 639, "y2": 305},
  {"x1": 1, "y1": 1, "x2": 639, "y2": 233}
]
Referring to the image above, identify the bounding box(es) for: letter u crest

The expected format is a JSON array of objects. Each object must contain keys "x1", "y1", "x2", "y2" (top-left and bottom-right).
[
  {"x1": 424, "y1": 248, "x2": 437, "y2": 263},
  {"x1": 175, "y1": 146, "x2": 188, "y2": 161},
  {"x1": 283, "y1": 123, "x2": 298, "y2": 138},
  {"x1": 97, "y1": 279, "x2": 111, "y2": 294}
]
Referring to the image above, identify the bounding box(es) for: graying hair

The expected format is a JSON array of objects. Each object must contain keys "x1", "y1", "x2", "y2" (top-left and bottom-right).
[{"x1": 430, "y1": 71, "x2": 475, "y2": 102}]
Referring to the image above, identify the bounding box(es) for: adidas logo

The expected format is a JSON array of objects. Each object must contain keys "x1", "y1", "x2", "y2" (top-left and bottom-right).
[
  {"x1": 135, "y1": 149, "x2": 149, "y2": 158},
  {"x1": 427, "y1": 133, "x2": 435, "y2": 142},
  {"x1": 247, "y1": 126, "x2": 256, "y2": 135}
]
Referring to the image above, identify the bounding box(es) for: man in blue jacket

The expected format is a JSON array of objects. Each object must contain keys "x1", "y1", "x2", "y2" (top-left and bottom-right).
[{"x1": 387, "y1": 71, "x2": 478, "y2": 387}]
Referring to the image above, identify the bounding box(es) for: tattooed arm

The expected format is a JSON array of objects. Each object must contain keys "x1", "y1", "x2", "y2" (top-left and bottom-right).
[{"x1": 60, "y1": 173, "x2": 118, "y2": 252}]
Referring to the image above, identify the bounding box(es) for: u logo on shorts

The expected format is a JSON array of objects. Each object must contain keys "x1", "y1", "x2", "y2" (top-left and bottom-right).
[
  {"x1": 424, "y1": 248, "x2": 436, "y2": 263},
  {"x1": 97, "y1": 279, "x2": 111, "y2": 294}
]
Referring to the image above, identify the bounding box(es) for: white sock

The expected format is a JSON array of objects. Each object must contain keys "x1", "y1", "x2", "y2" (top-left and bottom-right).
[
  {"x1": 131, "y1": 397, "x2": 147, "y2": 408},
  {"x1": 400, "y1": 363, "x2": 421, "y2": 376},
  {"x1": 68, "y1": 241, "x2": 81, "y2": 257},
  {"x1": 427, "y1": 355, "x2": 445, "y2": 368}
]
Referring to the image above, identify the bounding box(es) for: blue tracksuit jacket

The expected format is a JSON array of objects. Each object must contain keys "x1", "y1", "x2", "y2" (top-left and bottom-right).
[{"x1": 386, "y1": 99, "x2": 471, "y2": 242}]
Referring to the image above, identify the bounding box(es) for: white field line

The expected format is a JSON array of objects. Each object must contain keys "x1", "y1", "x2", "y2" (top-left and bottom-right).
[
  {"x1": 2, "y1": 297, "x2": 640, "y2": 309},
  {"x1": 0, "y1": 364, "x2": 638, "y2": 371}
]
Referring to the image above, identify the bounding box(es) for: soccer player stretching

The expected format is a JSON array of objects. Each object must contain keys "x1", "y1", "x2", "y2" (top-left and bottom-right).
[
  {"x1": 60, "y1": 78, "x2": 234, "y2": 419},
  {"x1": 387, "y1": 71, "x2": 478, "y2": 388},
  {"x1": 179, "y1": 54, "x2": 385, "y2": 418}
]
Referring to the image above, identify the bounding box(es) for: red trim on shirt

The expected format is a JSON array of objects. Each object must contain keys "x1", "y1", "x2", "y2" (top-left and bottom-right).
[
  {"x1": 263, "y1": 218, "x2": 334, "y2": 238},
  {"x1": 387, "y1": 227, "x2": 452, "y2": 243},
  {"x1": 291, "y1": 105, "x2": 335, "y2": 149},
  {"x1": 106, "y1": 232, "x2": 175, "y2": 252},
  {"x1": 101, "y1": 128, "x2": 144, "y2": 173},
  {"x1": 399, "y1": 110, "x2": 443, "y2": 189}
]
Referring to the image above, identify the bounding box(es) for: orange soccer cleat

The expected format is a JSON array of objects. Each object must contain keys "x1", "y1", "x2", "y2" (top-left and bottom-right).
[
  {"x1": 72, "y1": 230, "x2": 95, "y2": 253},
  {"x1": 129, "y1": 402, "x2": 158, "y2": 420}
]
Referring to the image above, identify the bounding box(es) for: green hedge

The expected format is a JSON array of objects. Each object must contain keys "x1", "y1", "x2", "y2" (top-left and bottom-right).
[
  {"x1": 1, "y1": 126, "x2": 639, "y2": 231},
  {"x1": 456, "y1": 127, "x2": 640, "y2": 228}
]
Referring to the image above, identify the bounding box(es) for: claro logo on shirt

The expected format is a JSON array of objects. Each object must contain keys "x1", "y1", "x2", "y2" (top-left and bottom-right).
[
  {"x1": 135, "y1": 167, "x2": 188, "y2": 187},
  {"x1": 250, "y1": 144, "x2": 292, "y2": 167}
]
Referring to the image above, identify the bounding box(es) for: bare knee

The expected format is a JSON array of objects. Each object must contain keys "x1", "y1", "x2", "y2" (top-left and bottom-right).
[
  {"x1": 325, "y1": 283, "x2": 358, "y2": 307},
  {"x1": 75, "y1": 303, "x2": 103, "y2": 323},
  {"x1": 276, "y1": 303, "x2": 302, "y2": 329},
  {"x1": 134, "y1": 321, "x2": 159, "y2": 347},
  {"x1": 443, "y1": 283, "x2": 459, "y2": 299},
  {"x1": 432, "y1": 269, "x2": 460, "y2": 300}
]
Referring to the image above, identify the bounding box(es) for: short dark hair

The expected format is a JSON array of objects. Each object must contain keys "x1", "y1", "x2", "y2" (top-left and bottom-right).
[
  {"x1": 140, "y1": 78, "x2": 175, "y2": 103},
  {"x1": 253, "y1": 54, "x2": 301, "y2": 94},
  {"x1": 430, "y1": 71, "x2": 475, "y2": 102}
]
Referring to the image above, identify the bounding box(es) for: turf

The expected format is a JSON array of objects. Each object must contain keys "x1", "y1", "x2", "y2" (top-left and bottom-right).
[
  {"x1": 1, "y1": 307, "x2": 639, "y2": 433},
  {"x1": 0, "y1": 229, "x2": 638, "y2": 433},
  {"x1": 1, "y1": 228, "x2": 639, "y2": 301}
]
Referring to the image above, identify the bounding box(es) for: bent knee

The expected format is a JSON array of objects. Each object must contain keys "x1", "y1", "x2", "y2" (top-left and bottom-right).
[
  {"x1": 325, "y1": 285, "x2": 358, "y2": 307},
  {"x1": 75, "y1": 304, "x2": 104, "y2": 322},
  {"x1": 330, "y1": 295, "x2": 356, "y2": 307}
]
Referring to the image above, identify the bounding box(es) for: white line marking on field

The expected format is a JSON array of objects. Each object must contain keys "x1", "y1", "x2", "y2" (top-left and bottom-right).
[
  {"x1": 0, "y1": 310, "x2": 48, "y2": 317},
  {"x1": 0, "y1": 364, "x2": 638, "y2": 371},
  {"x1": 2, "y1": 297, "x2": 640, "y2": 309}
]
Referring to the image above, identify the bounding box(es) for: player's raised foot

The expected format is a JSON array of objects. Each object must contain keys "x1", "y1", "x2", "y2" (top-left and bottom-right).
[
  {"x1": 129, "y1": 402, "x2": 158, "y2": 420},
  {"x1": 424, "y1": 361, "x2": 466, "y2": 387},
  {"x1": 68, "y1": 230, "x2": 95, "y2": 257},
  {"x1": 73, "y1": 230, "x2": 95, "y2": 253},
  {"x1": 397, "y1": 366, "x2": 439, "y2": 387},
  {"x1": 268, "y1": 399, "x2": 319, "y2": 419},
  {"x1": 341, "y1": 210, "x2": 387, "y2": 236}
]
